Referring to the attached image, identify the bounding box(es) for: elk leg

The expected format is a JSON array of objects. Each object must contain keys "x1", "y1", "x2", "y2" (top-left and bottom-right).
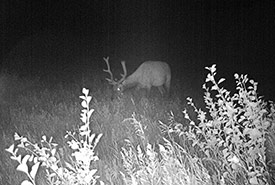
[{"x1": 157, "y1": 86, "x2": 165, "y2": 96}]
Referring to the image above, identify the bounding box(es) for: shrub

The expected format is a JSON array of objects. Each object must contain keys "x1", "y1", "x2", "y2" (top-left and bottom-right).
[
  {"x1": 179, "y1": 64, "x2": 273, "y2": 185},
  {"x1": 6, "y1": 88, "x2": 104, "y2": 185}
]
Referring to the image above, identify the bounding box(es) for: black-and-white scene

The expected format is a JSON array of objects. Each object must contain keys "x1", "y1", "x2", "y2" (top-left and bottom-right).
[{"x1": 1, "y1": 1, "x2": 275, "y2": 184}]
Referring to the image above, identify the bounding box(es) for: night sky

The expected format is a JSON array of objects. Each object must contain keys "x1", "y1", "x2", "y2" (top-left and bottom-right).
[{"x1": 1, "y1": 0, "x2": 274, "y2": 101}]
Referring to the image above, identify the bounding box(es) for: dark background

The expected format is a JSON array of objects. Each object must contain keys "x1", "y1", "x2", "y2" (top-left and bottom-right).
[{"x1": 1, "y1": 0, "x2": 274, "y2": 101}]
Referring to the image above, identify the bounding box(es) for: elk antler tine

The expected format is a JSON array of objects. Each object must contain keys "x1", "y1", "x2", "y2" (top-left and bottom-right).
[
  {"x1": 103, "y1": 57, "x2": 116, "y2": 84},
  {"x1": 121, "y1": 61, "x2": 127, "y2": 77},
  {"x1": 117, "y1": 61, "x2": 127, "y2": 83}
]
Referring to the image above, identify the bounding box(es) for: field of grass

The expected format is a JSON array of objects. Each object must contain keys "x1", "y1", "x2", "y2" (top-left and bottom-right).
[{"x1": 0, "y1": 65, "x2": 274, "y2": 185}]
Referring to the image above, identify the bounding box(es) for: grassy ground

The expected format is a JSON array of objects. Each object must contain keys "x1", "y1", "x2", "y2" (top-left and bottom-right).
[
  {"x1": 0, "y1": 71, "x2": 188, "y2": 184},
  {"x1": 0, "y1": 67, "x2": 274, "y2": 185}
]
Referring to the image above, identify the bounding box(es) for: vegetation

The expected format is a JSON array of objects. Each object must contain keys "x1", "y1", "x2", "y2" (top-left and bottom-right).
[{"x1": 1, "y1": 64, "x2": 274, "y2": 185}]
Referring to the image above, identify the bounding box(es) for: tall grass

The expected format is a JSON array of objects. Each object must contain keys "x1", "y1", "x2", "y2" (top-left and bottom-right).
[{"x1": 1, "y1": 64, "x2": 275, "y2": 185}]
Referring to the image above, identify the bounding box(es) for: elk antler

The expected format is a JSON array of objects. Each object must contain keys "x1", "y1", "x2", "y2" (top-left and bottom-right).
[
  {"x1": 103, "y1": 57, "x2": 117, "y2": 85},
  {"x1": 117, "y1": 61, "x2": 127, "y2": 83}
]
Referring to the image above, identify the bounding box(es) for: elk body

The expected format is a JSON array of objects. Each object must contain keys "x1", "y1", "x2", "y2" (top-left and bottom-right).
[{"x1": 103, "y1": 57, "x2": 171, "y2": 97}]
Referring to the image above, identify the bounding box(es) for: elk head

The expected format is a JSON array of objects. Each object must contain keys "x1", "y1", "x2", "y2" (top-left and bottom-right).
[
  {"x1": 103, "y1": 57, "x2": 171, "y2": 97},
  {"x1": 103, "y1": 57, "x2": 127, "y2": 92}
]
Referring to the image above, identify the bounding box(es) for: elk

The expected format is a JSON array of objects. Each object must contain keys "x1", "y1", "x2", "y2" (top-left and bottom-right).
[{"x1": 103, "y1": 57, "x2": 171, "y2": 97}]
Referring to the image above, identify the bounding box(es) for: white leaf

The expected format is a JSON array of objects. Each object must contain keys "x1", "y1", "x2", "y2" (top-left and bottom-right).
[
  {"x1": 11, "y1": 155, "x2": 21, "y2": 162},
  {"x1": 21, "y1": 137, "x2": 28, "y2": 143},
  {"x1": 5, "y1": 144, "x2": 15, "y2": 154},
  {"x1": 34, "y1": 157, "x2": 38, "y2": 163},
  {"x1": 80, "y1": 116, "x2": 86, "y2": 123},
  {"x1": 17, "y1": 155, "x2": 30, "y2": 174},
  {"x1": 79, "y1": 95, "x2": 86, "y2": 100},
  {"x1": 211, "y1": 85, "x2": 218, "y2": 91},
  {"x1": 30, "y1": 162, "x2": 41, "y2": 179},
  {"x1": 14, "y1": 132, "x2": 21, "y2": 140},
  {"x1": 42, "y1": 135, "x2": 47, "y2": 141},
  {"x1": 210, "y1": 64, "x2": 216, "y2": 73},
  {"x1": 21, "y1": 180, "x2": 33, "y2": 185},
  {"x1": 86, "y1": 96, "x2": 92, "y2": 104},
  {"x1": 218, "y1": 78, "x2": 225, "y2": 84},
  {"x1": 81, "y1": 100, "x2": 88, "y2": 108},
  {"x1": 89, "y1": 169, "x2": 98, "y2": 177},
  {"x1": 89, "y1": 134, "x2": 96, "y2": 143},
  {"x1": 21, "y1": 155, "x2": 30, "y2": 164},
  {"x1": 87, "y1": 109, "x2": 94, "y2": 119},
  {"x1": 51, "y1": 148, "x2": 57, "y2": 156},
  {"x1": 29, "y1": 155, "x2": 34, "y2": 162},
  {"x1": 82, "y1": 88, "x2": 89, "y2": 96}
]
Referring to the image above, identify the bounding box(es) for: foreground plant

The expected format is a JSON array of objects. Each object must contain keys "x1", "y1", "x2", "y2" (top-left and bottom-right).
[
  {"x1": 120, "y1": 114, "x2": 211, "y2": 185},
  {"x1": 6, "y1": 88, "x2": 104, "y2": 185},
  {"x1": 181, "y1": 64, "x2": 272, "y2": 185}
]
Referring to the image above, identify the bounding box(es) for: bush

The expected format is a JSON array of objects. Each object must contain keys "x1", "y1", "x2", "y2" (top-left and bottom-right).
[
  {"x1": 179, "y1": 64, "x2": 273, "y2": 185},
  {"x1": 6, "y1": 88, "x2": 104, "y2": 185}
]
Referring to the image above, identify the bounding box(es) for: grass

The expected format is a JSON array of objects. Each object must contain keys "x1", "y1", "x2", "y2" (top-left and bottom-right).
[
  {"x1": 0, "y1": 70, "x2": 186, "y2": 184},
  {"x1": 1, "y1": 64, "x2": 274, "y2": 185}
]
